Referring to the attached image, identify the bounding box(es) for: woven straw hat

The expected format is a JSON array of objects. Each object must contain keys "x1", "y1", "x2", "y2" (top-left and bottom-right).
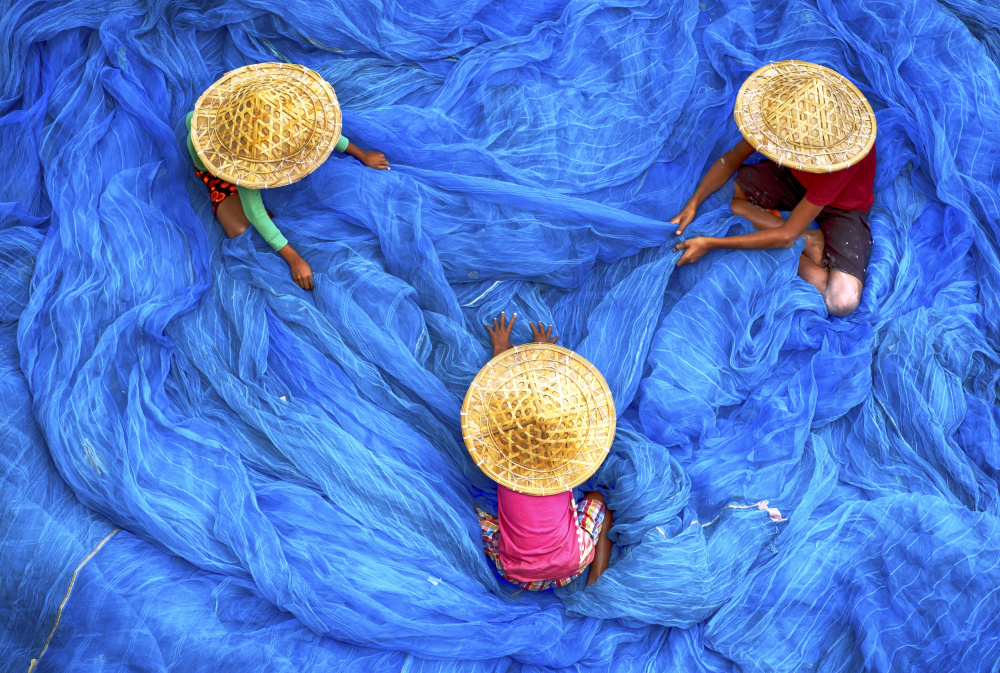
[
  {"x1": 462, "y1": 344, "x2": 616, "y2": 496},
  {"x1": 734, "y1": 60, "x2": 876, "y2": 173},
  {"x1": 190, "y1": 63, "x2": 342, "y2": 189}
]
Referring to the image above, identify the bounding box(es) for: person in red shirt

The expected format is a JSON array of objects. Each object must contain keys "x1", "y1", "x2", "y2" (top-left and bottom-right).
[
  {"x1": 468, "y1": 313, "x2": 615, "y2": 590},
  {"x1": 670, "y1": 61, "x2": 878, "y2": 317}
]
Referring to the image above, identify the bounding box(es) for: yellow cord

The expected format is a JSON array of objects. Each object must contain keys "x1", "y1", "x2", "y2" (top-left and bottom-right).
[{"x1": 27, "y1": 527, "x2": 121, "y2": 673}]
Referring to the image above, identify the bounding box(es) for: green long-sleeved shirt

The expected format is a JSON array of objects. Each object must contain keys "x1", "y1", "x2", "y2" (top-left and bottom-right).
[{"x1": 185, "y1": 111, "x2": 350, "y2": 251}]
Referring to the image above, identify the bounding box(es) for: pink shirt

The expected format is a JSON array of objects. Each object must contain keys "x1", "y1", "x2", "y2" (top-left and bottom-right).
[{"x1": 496, "y1": 485, "x2": 586, "y2": 582}]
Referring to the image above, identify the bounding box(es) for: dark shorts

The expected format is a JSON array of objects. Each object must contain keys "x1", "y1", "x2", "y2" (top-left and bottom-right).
[
  {"x1": 194, "y1": 164, "x2": 238, "y2": 216},
  {"x1": 193, "y1": 164, "x2": 273, "y2": 221},
  {"x1": 734, "y1": 160, "x2": 872, "y2": 282}
]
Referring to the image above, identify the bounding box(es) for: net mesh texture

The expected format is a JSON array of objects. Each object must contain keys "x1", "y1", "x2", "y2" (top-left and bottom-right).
[{"x1": 2, "y1": 0, "x2": 1000, "y2": 671}]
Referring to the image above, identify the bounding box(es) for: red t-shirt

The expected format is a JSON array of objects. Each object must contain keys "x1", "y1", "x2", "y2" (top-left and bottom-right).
[
  {"x1": 789, "y1": 146, "x2": 876, "y2": 211},
  {"x1": 496, "y1": 485, "x2": 582, "y2": 582}
]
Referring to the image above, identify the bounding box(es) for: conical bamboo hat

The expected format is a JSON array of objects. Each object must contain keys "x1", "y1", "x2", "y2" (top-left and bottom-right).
[
  {"x1": 190, "y1": 62, "x2": 342, "y2": 188},
  {"x1": 462, "y1": 344, "x2": 616, "y2": 496},
  {"x1": 734, "y1": 60, "x2": 876, "y2": 173}
]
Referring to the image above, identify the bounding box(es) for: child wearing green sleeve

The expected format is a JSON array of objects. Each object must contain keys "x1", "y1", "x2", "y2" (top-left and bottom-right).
[{"x1": 187, "y1": 63, "x2": 388, "y2": 290}]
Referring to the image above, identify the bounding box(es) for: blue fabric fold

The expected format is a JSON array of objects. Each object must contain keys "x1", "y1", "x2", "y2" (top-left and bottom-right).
[{"x1": 2, "y1": 0, "x2": 1000, "y2": 670}]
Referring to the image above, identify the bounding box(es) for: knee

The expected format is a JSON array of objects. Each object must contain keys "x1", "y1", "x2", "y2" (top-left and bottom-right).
[
  {"x1": 825, "y1": 290, "x2": 860, "y2": 317},
  {"x1": 802, "y1": 228, "x2": 825, "y2": 244},
  {"x1": 733, "y1": 181, "x2": 745, "y2": 202},
  {"x1": 583, "y1": 491, "x2": 605, "y2": 504},
  {"x1": 225, "y1": 222, "x2": 249, "y2": 239}
]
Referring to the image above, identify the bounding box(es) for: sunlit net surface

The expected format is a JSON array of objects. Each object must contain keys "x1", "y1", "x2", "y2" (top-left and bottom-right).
[{"x1": 2, "y1": 0, "x2": 1000, "y2": 671}]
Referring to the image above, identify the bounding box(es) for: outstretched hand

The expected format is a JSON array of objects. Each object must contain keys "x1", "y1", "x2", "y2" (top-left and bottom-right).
[
  {"x1": 291, "y1": 259, "x2": 314, "y2": 290},
  {"x1": 361, "y1": 150, "x2": 390, "y2": 170},
  {"x1": 530, "y1": 321, "x2": 559, "y2": 345},
  {"x1": 485, "y1": 312, "x2": 516, "y2": 357}
]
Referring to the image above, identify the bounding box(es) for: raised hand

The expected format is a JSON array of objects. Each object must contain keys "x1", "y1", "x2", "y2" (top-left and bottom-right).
[
  {"x1": 529, "y1": 321, "x2": 559, "y2": 345},
  {"x1": 485, "y1": 312, "x2": 516, "y2": 357}
]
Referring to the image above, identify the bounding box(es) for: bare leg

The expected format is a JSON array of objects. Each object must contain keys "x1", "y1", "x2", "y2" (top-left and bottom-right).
[
  {"x1": 823, "y1": 270, "x2": 863, "y2": 316},
  {"x1": 583, "y1": 491, "x2": 613, "y2": 585},
  {"x1": 732, "y1": 184, "x2": 832, "y2": 268},
  {"x1": 731, "y1": 183, "x2": 785, "y2": 231},
  {"x1": 798, "y1": 253, "x2": 828, "y2": 294},
  {"x1": 215, "y1": 194, "x2": 250, "y2": 239},
  {"x1": 801, "y1": 229, "x2": 825, "y2": 265},
  {"x1": 798, "y1": 256, "x2": 863, "y2": 316}
]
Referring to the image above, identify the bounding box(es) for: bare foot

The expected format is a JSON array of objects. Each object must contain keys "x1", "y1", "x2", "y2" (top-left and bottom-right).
[{"x1": 802, "y1": 229, "x2": 825, "y2": 266}]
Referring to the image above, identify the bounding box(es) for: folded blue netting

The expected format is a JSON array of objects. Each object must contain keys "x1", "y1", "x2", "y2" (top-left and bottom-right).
[{"x1": 2, "y1": 0, "x2": 1000, "y2": 670}]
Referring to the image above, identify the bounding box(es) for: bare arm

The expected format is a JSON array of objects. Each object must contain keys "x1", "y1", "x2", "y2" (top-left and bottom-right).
[
  {"x1": 278, "y1": 244, "x2": 314, "y2": 290},
  {"x1": 344, "y1": 141, "x2": 390, "y2": 170},
  {"x1": 674, "y1": 197, "x2": 824, "y2": 266},
  {"x1": 670, "y1": 139, "x2": 756, "y2": 235}
]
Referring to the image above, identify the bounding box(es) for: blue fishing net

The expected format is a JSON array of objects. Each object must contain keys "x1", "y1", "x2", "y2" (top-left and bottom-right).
[{"x1": 2, "y1": 0, "x2": 1000, "y2": 670}]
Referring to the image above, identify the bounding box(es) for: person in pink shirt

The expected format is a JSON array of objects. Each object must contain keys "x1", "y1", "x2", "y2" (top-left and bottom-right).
[{"x1": 466, "y1": 313, "x2": 614, "y2": 590}]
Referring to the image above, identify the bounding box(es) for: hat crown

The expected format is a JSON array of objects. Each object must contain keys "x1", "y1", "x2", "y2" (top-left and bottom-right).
[
  {"x1": 214, "y1": 83, "x2": 315, "y2": 163},
  {"x1": 488, "y1": 388, "x2": 588, "y2": 473},
  {"x1": 763, "y1": 74, "x2": 856, "y2": 150}
]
